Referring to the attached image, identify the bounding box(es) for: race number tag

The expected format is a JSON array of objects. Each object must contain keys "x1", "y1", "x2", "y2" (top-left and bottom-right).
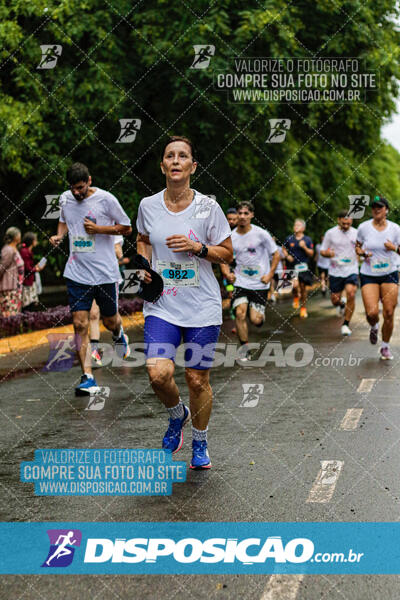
[
  {"x1": 338, "y1": 256, "x2": 354, "y2": 265},
  {"x1": 295, "y1": 262, "x2": 308, "y2": 273},
  {"x1": 372, "y1": 259, "x2": 391, "y2": 273},
  {"x1": 71, "y1": 235, "x2": 95, "y2": 252},
  {"x1": 240, "y1": 265, "x2": 261, "y2": 278},
  {"x1": 157, "y1": 261, "x2": 199, "y2": 287}
]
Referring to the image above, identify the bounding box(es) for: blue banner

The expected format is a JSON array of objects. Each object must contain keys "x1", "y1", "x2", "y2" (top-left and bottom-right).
[{"x1": 0, "y1": 522, "x2": 399, "y2": 574}]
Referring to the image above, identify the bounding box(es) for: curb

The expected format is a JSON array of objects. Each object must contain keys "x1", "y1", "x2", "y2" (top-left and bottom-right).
[{"x1": 0, "y1": 312, "x2": 145, "y2": 355}]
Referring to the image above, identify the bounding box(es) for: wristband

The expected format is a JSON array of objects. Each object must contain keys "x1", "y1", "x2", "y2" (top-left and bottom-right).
[{"x1": 195, "y1": 243, "x2": 208, "y2": 259}]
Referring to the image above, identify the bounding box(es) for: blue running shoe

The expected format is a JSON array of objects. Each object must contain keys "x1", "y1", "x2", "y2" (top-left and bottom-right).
[
  {"x1": 190, "y1": 440, "x2": 211, "y2": 470},
  {"x1": 113, "y1": 330, "x2": 130, "y2": 359},
  {"x1": 162, "y1": 405, "x2": 190, "y2": 453},
  {"x1": 75, "y1": 374, "x2": 100, "y2": 397}
]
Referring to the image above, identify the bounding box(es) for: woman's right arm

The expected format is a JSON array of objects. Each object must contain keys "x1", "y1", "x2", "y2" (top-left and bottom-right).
[{"x1": 136, "y1": 233, "x2": 152, "y2": 263}]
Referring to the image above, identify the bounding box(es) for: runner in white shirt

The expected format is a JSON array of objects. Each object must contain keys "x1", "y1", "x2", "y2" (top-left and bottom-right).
[
  {"x1": 315, "y1": 236, "x2": 330, "y2": 296},
  {"x1": 136, "y1": 136, "x2": 232, "y2": 470},
  {"x1": 320, "y1": 210, "x2": 359, "y2": 336},
  {"x1": 355, "y1": 197, "x2": 400, "y2": 359},
  {"x1": 50, "y1": 163, "x2": 132, "y2": 395},
  {"x1": 89, "y1": 235, "x2": 130, "y2": 367},
  {"x1": 221, "y1": 202, "x2": 279, "y2": 358}
]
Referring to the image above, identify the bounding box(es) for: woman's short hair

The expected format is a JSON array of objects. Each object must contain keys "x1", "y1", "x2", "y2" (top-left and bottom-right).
[
  {"x1": 4, "y1": 226, "x2": 21, "y2": 244},
  {"x1": 22, "y1": 232, "x2": 37, "y2": 247}
]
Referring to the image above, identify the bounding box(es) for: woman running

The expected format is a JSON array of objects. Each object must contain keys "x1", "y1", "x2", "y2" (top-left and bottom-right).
[
  {"x1": 356, "y1": 196, "x2": 400, "y2": 360},
  {"x1": 136, "y1": 136, "x2": 233, "y2": 469}
]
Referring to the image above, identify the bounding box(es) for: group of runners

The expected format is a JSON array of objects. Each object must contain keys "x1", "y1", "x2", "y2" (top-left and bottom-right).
[{"x1": 50, "y1": 135, "x2": 400, "y2": 470}]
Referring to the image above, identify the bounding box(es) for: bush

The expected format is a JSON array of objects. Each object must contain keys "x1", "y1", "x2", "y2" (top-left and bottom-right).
[{"x1": 0, "y1": 298, "x2": 144, "y2": 337}]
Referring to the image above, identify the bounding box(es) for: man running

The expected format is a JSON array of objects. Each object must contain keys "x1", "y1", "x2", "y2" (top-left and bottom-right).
[
  {"x1": 221, "y1": 201, "x2": 280, "y2": 357},
  {"x1": 315, "y1": 235, "x2": 330, "y2": 296},
  {"x1": 356, "y1": 196, "x2": 400, "y2": 359},
  {"x1": 282, "y1": 219, "x2": 314, "y2": 318},
  {"x1": 320, "y1": 210, "x2": 359, "y2": 336},
  {"x1": 50, "y1": 163, "x2": 132, "y2": 395},
  {"x1": 226, "y1": 207, "x2": 238, "y2": 230}
]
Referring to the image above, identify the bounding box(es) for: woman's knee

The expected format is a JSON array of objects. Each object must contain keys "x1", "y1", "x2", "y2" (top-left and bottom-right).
[
  {"x1": 185, "y1": 369, "x2": 209, "y2": 394},
  {"x1": 146, "y1": 360, "x2": 174, "y2": 388}
]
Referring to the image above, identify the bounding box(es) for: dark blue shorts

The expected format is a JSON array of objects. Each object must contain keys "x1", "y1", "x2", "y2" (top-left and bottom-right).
[
  {"x1": 329, "y1": 273, "x2": 359, "y2": 294},
  {"x1": 144, "y1": 316, "x2": 220, "y2": 370},
  {"x1": 65, "y1": 278, "x2": 119, "y2": 316},
  {"x1": 360, "y1": 271, "x2": 399, "y2": 287}
]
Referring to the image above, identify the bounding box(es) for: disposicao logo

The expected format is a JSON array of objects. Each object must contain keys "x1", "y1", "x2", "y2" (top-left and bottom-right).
[
  {"x1": 83, "y1": 536, "x2": 314, "y2": 564},
  {"x1": 42, "y1": 529, "x2": 82, "y2": 568}
]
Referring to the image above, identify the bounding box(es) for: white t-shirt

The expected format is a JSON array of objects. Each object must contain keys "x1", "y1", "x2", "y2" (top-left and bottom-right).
[
  {"x1": 320, "y1": 226, "x2": 358, "y2": 277},
  {"x1": 59, "y1": 188, "x2": 131, "y2": 285},
  {"x1": 231, "y1": 225, "x2": 277, "y2": 290},
  {"x1": 315, "y1": 243, "x2": 331, "y2": 269},
  {"x1": 136, "y1": 189, "x2": 231, "y2": 327},
  {"x1": 356, "y1": 219, "x2": 400, "y2": 276}
]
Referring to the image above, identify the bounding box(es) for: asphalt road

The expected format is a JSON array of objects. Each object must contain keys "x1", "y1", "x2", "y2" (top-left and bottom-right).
[{"x1": 1, "y1": 289, "x2": 400, "y2": 599}]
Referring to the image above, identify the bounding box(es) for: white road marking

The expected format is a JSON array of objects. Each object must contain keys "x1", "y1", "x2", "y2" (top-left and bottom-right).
[
  {"x1": 260, "y1": 574, "x2": 304, "y2": 600},
  {"x1": 307, "y1": 460, "x2": 344, "y2": 503},
  {"x1": 357, "y1": 378, "x2": 375, "y2": 393},
  {"x1": 340, "y1": 408, "x2": 363, "y2": 430}
]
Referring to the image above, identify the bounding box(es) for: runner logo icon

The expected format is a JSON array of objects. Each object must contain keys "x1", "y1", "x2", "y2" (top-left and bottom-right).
[
  {"x1": 266, "y1": 119, "x2": 291, "y2": 143},
  {"x1": 86, "y1": 387, "x2": 110, "y2": 411},
  {"x1": 37, "y1": 45, "x2": 62, "y2": 69},
  {"x1": 42, "y1": 529, "x2": 82, "y2": 567},
  {"x1": 116, "y1": 119, "x2": 141, "y2": 143},
  {"x1": 121, "y1": 270, "x2": 143, "y2": 294},
  {"x1": 190, "y1": 45, "x2": 215, "y2": 69},
  {"x1": 42, "y1": 334, "x2": 76, "y2": 372},
  {"x1": 347, "y1": 195, "x2": 369, "y2": 219},
  {"x1": 41, "y1": 195, "x2": 61, "y2": 219},
  {"x1": 240, "y1": 384, "x2": 264, "y2": 407}
]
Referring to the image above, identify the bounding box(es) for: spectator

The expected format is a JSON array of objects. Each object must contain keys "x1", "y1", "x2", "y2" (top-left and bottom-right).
[
  {"x1": 0, "y1": 227, "x2": 24, "y2": 317},
  {"x1": 20, "y1": 232, "x2": 46, "y2": 311}
]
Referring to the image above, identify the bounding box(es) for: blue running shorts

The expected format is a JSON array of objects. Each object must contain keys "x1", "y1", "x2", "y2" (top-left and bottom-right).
[
  {"x1": 66, "y1": 278, "x2": 119, "y2": 316},
  {"x1": 144, "y1": 315, "x2": 220, "y2": 370}
]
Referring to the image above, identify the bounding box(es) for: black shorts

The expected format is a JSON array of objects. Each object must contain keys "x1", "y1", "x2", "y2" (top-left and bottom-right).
[
  {"x1": 231, "y1": 286, "x2": 269, "y2": 315},
  {"x1": 360, "y1": 271, "x2": 399, "y2": 287},
  {"x1": 317, "y1": 266, "x2": 329, "y2": 277},
  {"x1": 66, "y1": 278, "x2": 119, "y2": 316},
  {"x1": 297, "y1": 270, "x2": 314, "y2": 286},
  {"x1": 329, "y1": 273, "x2": 359, "y2": 293}
]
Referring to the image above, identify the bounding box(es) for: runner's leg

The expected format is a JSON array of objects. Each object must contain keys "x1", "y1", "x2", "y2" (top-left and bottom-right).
[
  {"x1": 235, "y1": 302, "x2": 249, "y2": 343},
  {"x1": 185, "y1": 368, "x2": 212, "y2": 430},
  {"x1": 361, "y1": 283, "x2": 380, "y2": 326},
  {"x1": 380, "y1": 282, "x2": 398, "y2": 343},
  {"x1": 72, "y1": 310, "x2": 92, "y2": 375},
  {"x1": 344, "y1": 283, "x2": 357, "y2": 322}
]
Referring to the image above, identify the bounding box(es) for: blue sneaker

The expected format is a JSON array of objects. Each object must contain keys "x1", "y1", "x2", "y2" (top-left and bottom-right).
[
  {"x1": 113, "y1": 330, "x2": 130, "y2": 359},
  {"x1": 190, "y1": 440, "x2": 211, "y2": 470},
  {"x1": 75, "y1": 374, "x2": 100, "y2": 397},
  {"x1": 162, "y1": 405, "x2": 190, "y2": 453}
]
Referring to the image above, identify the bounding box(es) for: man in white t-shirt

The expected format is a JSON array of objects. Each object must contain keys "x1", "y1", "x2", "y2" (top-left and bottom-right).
[
  {"x1": 320, "y1": 210, "x2": 359, "y2": 336},
  {"x1": 315, "y1": 235, "x2": 331, "y2": 296},
  {"x1": 50, "y1": 163, "x2": 132, "y2": 395},
  {"x1": 221, "y1": 201, "x2": 280, "y2": 356}
]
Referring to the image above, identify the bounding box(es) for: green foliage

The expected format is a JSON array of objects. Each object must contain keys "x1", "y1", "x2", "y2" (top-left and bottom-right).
[{"x1": 0, "y1": 0, "x2": 400, "y2": 254}]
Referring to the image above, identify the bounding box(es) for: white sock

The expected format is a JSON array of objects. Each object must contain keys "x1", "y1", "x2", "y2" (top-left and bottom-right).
[
  {"x1": 192, "y1": 426, "x2": 208, "y2": 442},
  {"x1": 167, "y1": 399, "x2": 184, "y2": 420},
  {"x1": 84, "y1": 372, "x2": 93, "y2": 378},
  {"x1": 381, "y1": 341, "x2": 389, "y2": 349},
  {"x1": 371, "y1": 323, "x2": 378, "y2": 331}
]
